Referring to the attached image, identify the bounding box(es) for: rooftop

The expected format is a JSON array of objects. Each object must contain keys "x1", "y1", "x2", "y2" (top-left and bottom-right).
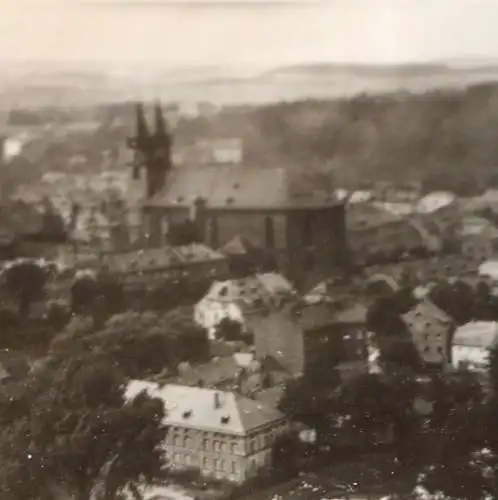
[
  {"x1": 124, "y1": 381, "x2": 285, "y2": 435},
  {"x1": 201, "y1": 272, "x2": 297, "y2": 312},
  {"x1": 453, "y1": 321, "x2": 498, "y2": 349},
  {"x1": 144, "y1": 165, "x2": 340, "y2": 210},
  {"x1": 402, "y1": 299, "x2": 452, "y2": 329},
  {"x1": 416, "y1": 191, "x2": 456, "y2": 214},
  {"x1": 347, "y1": 203, "x2": 403, "y2": 231},
  {"x1": 101, "y1": 244, "x2": 226, "y2": 274}
]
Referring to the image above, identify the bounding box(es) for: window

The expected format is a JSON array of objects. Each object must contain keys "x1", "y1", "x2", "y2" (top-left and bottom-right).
[
  {"x1": 220, "y1": 460, "x2": 226, "y2": 472},
  {"x1": 202, "y1": 457, "x2": 210, "y2": 470},
  {"x1": 230, "y1": 442, "x2": 238, "y2": 454},
  {"x1": 203, "y1": 438, "x2": 209, "y2": 451},
  {"x1": 265, "y1": 216, "x2": 275, "y2": 248},
  {"x1": 231, "y1": 461, "x2": 238, "y2": 474},
  {"x1": 213, "y1": 459, "x2": 219, "y2": 471}
]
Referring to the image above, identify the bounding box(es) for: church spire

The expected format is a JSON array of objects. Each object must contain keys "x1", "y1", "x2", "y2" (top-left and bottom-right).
[
  {"x1": 134, "y1": 101, "x2": 150, "y2": 147},
  {"x1": 153, "y1": 100, "x2": 168, "y2": 138}
]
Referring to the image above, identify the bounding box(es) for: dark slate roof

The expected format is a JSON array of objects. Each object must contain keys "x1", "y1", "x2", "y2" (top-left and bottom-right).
[{"x1": 144, "y1": 165, "x2": 340, "y2": 210}]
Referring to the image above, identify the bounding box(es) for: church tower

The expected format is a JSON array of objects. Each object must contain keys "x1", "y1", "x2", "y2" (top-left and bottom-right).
[{"x1": 127, "y1": 101, "x2": 172, "y2": 199}]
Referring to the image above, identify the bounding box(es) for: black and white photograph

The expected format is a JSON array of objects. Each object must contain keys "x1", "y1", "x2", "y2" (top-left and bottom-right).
[{"x1": 3, "y1": 0, "x2": 498, "y2": 498}]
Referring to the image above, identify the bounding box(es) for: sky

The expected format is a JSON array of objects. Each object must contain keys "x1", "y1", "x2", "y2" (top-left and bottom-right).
[{"x1": 1, "y1": 0, "x2": 498, "y2": 68}]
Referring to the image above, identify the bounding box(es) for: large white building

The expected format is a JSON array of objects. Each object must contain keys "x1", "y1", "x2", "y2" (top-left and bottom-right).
[
  {"x1": 452, "y1": 321, "x2": 498, "y2": 373},
  {"x1": 125, "y1": 381, "x2": 288, "y2": 484},
  {"x1": 194, "y1": 272, "x2": 297, "y2": 339}
]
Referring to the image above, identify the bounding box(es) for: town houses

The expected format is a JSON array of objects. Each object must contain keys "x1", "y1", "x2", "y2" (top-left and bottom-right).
[{"x1": 8, "y1": 98, "x2": 498, "y2": 498}]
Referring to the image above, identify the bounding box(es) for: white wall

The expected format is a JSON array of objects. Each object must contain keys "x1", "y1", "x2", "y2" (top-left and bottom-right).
[{"x1": 452, "y1": 345, "x2": 489, "y2": 372}]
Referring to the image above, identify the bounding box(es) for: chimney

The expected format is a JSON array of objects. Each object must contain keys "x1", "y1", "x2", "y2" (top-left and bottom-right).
[{"x1": 214, "y1": 392, "x2": 222, "y2": 409}]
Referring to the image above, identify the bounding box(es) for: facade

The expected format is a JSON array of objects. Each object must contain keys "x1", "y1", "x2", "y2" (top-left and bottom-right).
[
  {"x1": 194, "y1": 272, "x2": 296, "y2": 339},
  {"x1": 125, "y1": 381, "x2": 288, "y2": 484},
  {"x1": 127, "y1": 102, "x2": 347, "y2": 290},
  {"x1": 452, "y1": 321, "x2": 498, "y2": 373},
  {"x1": 401, "y1": 300, "x2": 454, "y2": 366},
  {"x1": 247, "y1": 299, "x2": 368, "y2": 379}
]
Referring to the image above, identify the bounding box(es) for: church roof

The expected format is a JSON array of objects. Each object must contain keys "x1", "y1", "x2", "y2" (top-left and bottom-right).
[{"x1": 144, "y1": 165, "x2": 339, "y2": 210}]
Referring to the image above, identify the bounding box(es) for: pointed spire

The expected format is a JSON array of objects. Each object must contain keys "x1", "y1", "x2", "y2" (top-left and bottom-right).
[
  {"x1": 135, "y1": 101, "x2": 150, "y2": 144},
  {"x1": 153, "y1": 100, "x2": 168, "y2": 138}
]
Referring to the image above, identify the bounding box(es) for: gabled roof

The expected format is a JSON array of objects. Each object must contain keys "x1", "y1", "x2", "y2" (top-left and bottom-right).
[
  {"x1": 124, "y1": 381, "x2": 285, "y2": 435},
  {"x1": 144, "y1": 165, "x2": 340, "y2": 210},
  {"x1": 402, "y1": 299, "x2": 452, "y2": 330},
  {"x1": 219, "y1": 235, "x2": 260, "y2": 257},
  {"x1": 453, "y1": 321, "x2": 498, "y2": 348}
]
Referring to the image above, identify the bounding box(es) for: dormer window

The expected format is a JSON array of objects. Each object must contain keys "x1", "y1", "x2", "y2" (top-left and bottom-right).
[
  {"x1": 182, "y1": 410, "x2": 192, "y2": 419},
  {"x1": 221, "y1": 416, "x2": 230, "y2": 424}
]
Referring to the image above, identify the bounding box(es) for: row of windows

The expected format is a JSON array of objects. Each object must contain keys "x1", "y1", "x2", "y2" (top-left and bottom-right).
[
  {"x1": 172, "y1": 434, "x2": 240, "y2": 454},
  {"x1": 202, "y1": 457, "x2": 238, "y2": 474},
  {"x1": 170, "y1": 452, "x2": 240, "y2": 475},
  {"x1": 171, "y1": 427, "x2": 282, "y2": 454}
]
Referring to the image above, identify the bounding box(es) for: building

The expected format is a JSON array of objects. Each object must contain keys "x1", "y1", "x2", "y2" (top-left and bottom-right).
[
  {"x1": 194, "y1": 272, "x2": 296, "y2": 339},
  {"x1": 479, "y1": 260, "x2": 498, "y2": 281},
  {"x1": 347, "y1": 203, "x2": 430, "y2": 267},
  {"x1": 451, "y1": 321, "x2": 498, "y2": 373},
  {"x1": 65, "y1": 244, "x2": 228, "y2": 290},
  {"x1": 401, "y1": 300, "x2": 454, "y2": 366},
  {"x1": 124, "y1": 381, "x2": 288, "y2": 484},
  {"x1": 127, "y1": 102, "x2": 347, "y2": 289},
  {"x1": 460, "y1": 225, "x2": 498, "y2": 264},
  {"x1": 416, "y1": 191, "x2": 456, "y2": 215},
  {"x1": 247, "y1": 299, "x2": 368, "y2": 380}
]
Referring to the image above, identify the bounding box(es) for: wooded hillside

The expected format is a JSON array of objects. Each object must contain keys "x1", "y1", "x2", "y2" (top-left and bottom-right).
[{"x1": 177, "y1": 81, "x2": 498, "y2": 194}]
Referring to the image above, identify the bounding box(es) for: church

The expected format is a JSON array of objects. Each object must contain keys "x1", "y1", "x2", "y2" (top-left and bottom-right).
[{"x1": 127, "y1": 102, "x2": 348, "y2": 289}]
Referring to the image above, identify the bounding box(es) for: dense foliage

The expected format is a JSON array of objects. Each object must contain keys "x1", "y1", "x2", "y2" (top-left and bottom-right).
[
  {"x1": 0, "y1": 353, "x2": 167, "y2": 500},
  {"x1": 51, "y1": 307, "x2": 210, "y2": 378}
]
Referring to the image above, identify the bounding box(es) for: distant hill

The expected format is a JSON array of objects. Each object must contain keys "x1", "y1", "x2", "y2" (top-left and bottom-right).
[{"x1": 2, "y1": 61, "x2": 498, "y2": 107}]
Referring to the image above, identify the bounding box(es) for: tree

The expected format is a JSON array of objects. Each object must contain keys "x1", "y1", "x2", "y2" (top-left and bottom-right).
[
  {"x1": 0, "y1": 259, "x2": 49, "y2": 316},
  {"x1": 50, "y1": 308, "x2": 210, "y2": 378},
  {"x1": 271, "y1": 431, "x2": 302, "y2": 477},
  {"x1": 214, "y1": 317, "x2": 253, "y2": 344},
  {"x1": 0, "y1": 353, "x2": 167, "y2": 500},
  {"x1": 417, "y1": 372, "x2": 489, "y2": 499},
  {"x1": 472, "y1": 281, "x2": 498, "y2": 322},
  {"x1": 429, "y1": 280, "x2": 474, "y2": 325},
  {"x1": 366, "y1": 295, "x2": 409, "y2": 337},
  {"x1": 278, "y1": 372, "x2": 340, "y2": 446}
]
